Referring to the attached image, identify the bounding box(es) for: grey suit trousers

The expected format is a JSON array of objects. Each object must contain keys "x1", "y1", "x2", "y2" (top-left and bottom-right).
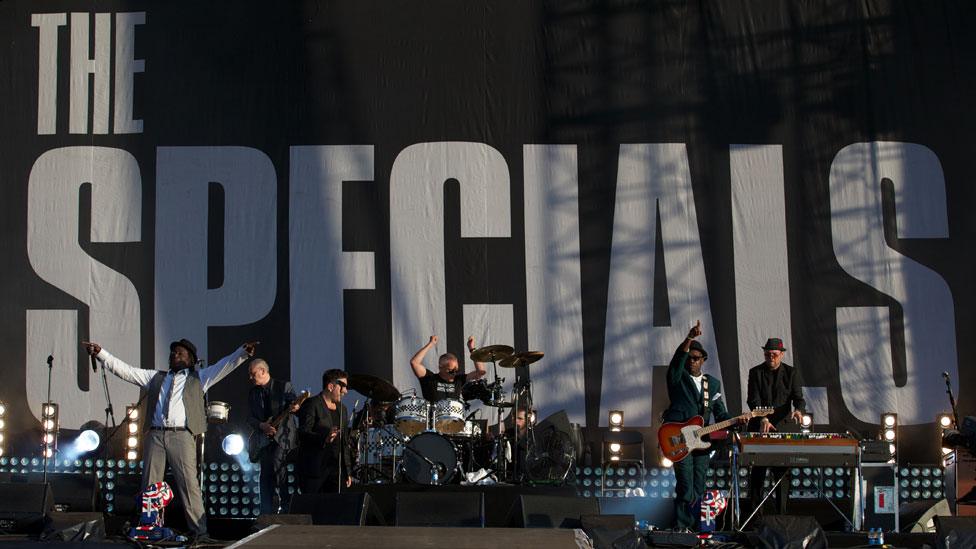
[{"x1": 142, "y1": 429, "x2": 207, "y2": 535}]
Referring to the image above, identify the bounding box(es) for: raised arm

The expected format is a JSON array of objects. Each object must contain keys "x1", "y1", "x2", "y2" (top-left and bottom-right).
[
  {"x1": 667, "y1": 321, "x2": 701, "y2": 385},
  {"x1": 199, "y1": 341, "x2": 258, "y2": 391},
  {"x1": 409, "y1": 336, "x2": 436, "y2": 379},
  {"x1": 465, "y1": 336, "x2": 487, "y2": 382},
  {"x1": 83, "y1": 341, "x2": 156, "y2": 388}
]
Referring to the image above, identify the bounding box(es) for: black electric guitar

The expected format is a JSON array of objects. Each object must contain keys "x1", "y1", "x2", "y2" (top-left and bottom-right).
[{"x1": 247, "y1": 390, "x2": 310, "y2": 463}]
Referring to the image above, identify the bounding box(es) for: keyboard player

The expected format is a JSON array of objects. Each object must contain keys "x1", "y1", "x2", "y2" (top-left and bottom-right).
[{"x1": 745, "y1": 337, "x2": 806, "y2": 519}]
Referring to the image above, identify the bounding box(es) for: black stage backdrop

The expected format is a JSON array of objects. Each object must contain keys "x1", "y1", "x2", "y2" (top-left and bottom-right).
[{"x1": 1, "y1": 0, "x2": 974, "y2": 463}]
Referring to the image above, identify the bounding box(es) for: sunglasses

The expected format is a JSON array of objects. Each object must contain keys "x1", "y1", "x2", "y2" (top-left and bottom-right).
[
  {"x1": 688, "y1": 354, "x2": 705, "y2": 362},
  {"x1": 333, "y1": 380, "x2": 348, "y2": 389}
]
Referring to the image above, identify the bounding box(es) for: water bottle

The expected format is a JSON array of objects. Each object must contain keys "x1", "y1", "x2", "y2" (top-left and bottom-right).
[
  {"x1": 867, "y1": 527, "x2": 880, "y2": 546},
  {"x1": 877, "y1": 528, "x2": 884, "y2": 546}
]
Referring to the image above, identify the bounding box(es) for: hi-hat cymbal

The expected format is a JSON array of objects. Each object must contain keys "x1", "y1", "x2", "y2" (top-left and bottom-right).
[
  {"x1": 469, "y1": 344, "x2": 515, "y2": 362},
  {"x1": 499, "y1": 351, "x2": 545, "y2": 368},
  {"x1": 347, "y1": 373, "x2": 401, "y2": 402}
]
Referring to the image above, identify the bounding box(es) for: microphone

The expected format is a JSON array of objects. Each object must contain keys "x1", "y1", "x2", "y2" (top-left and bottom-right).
[
  {"x1": 47, "y1": 355, "x2": 53, "y2": 366},
  {"x1": 943, "y1": 371, "x2": 950, "y2": 380},
  {"x1": 90, "y1": 354, "x2": 98, "y2": 373}
]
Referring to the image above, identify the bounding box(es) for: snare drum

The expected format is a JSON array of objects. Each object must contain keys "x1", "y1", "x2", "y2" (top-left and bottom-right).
[
  {"x1": 206, "y1": 401, "x2": 230, "y2": 424},
  {"x1": 394, "y1": 396, "x2": 430, "y2": 436},
  {"x1": 433, "y1": 399, "x2": 465, "y2": 434}
]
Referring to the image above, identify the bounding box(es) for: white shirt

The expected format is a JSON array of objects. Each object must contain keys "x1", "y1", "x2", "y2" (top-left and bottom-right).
[
  {"x1": 97, "y1": 347, "x2": 249, "y2": 428},
  {"x1": 690, "y1": 373, "x2": 705, "y2": 395}
]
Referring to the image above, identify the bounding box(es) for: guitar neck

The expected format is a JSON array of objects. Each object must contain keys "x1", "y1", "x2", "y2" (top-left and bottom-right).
[{"x1": 697, "y1": 413, "x2": 748, "y2": 436}]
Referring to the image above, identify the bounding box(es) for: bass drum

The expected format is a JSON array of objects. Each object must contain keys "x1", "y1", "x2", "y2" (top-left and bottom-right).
[{"x1": 402, "y1": 432, "x2": 457, "y2": 485}]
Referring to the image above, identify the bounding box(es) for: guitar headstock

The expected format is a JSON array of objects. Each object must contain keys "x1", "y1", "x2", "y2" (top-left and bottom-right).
[
  {"x1": 294, "y1": 390, "x2": 311, "y2": 406},
  {"x1": 750, "y1": 406, "x2": 775, "y2": 418}
]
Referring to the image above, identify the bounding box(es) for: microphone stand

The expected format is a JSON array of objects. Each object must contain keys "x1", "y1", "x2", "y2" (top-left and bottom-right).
[
  {"x1": 945, "y1": 373, "x2": 960, "y2": 428},
  {"x1": 94, "y1": 355, "x2": 118, "y2": 431},
  {"x1": 337, "y1": 403, "x2": 346, "y2": 494},
  {"x1": 41, "y1": 355, "x2": 54, "y2": 518}
]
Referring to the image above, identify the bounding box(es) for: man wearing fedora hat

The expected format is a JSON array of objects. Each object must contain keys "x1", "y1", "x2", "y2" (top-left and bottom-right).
[
  {"x1": 745, "y1": 337, "x2": 806, "y2": 519},
  {"x1": 83, "y1": 338, "x2": 257, "y2": 543}
]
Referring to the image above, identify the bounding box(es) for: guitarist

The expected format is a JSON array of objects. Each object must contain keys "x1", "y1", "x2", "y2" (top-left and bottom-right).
[
  {"x1": 247, "y1": 359, "x2": 299, "y2": 514},
  {"x1": 664, "y1": 321, "x2": 742, "y2": 532}
]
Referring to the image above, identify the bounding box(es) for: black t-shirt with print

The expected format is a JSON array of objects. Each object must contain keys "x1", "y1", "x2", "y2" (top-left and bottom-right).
[{"x1": 418, "y1": 369, "x2": 465, "y2": 401}]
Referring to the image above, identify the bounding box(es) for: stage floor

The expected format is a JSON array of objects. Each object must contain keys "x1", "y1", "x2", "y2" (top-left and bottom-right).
[{"x1": 230, "y1": 524, "x2": 592, "y2": 549}]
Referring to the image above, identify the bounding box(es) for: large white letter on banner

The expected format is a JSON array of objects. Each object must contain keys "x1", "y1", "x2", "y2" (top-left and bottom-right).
[
  {"x1": 523, "y1": 145, "x2": 586, "y2": 423},
  {"x1": 289, "y1": 146, "x2": 375, "y2": 393},
  {"x1": 155, "y1": 147, "x2": 277, "y2": 362},
  {"x1": 731, "y1": 145, "x2": 794, "y2": 406},
  {"x1": 389, "y1": 142, "x2": 511, "y2": 395},
  {"x1": 26, "y1": 146, "x2": 142, "y2": 426},
  {"x1": 602, "y1": 144, "x2": 719, "y2": 426},
  {"x1": 830, "y1": 142, "x2": 957, "y2": 425}
]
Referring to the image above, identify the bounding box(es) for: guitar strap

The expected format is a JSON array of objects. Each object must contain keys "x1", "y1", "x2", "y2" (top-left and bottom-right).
[{"x1": 701, "y1": 375, "x2": 710, "y2": 417}]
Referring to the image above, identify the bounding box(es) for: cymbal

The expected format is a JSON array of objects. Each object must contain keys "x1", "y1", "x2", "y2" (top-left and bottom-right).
[
  {"x1": 469, "y1": 344, "x2": 515, "y2": 362},
  {"x1": 347, "y1": 373, "x2": 401, "y2": 402},
  {"x1": 499, "y1": 351, "x2": 545, "y2": 368}
]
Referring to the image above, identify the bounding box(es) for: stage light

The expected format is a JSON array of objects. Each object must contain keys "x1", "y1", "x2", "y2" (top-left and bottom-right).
[
  {"x1": 124, "y1": 404, "x2": 140, "y2": 460},
  {"x1": 801, "y1": 413, "x2": 813, "y2": 428},
  {"x1": 938, "y1": 413, "x2": 953, "y2": 429},
  {"x1": 881, "y1": 413, "x2": 897, "y2": 446},
  {"x1": 40, "y1": 401, "x2": 59, "y2": 459},
  {"x1": 661, "y1": 457, "x2": 673, "y2": 468},
  {"x1": 75, "y1": 430, "x2": 101, "y2": 453},
  {"x1": 222, "y1": 434, "x2": 244, "y2": 456},
  {"x1": 609, "y1": 410, "x2": 624, "y2": 432},
  {"x1": 609, "y1": 442, "x2": 622, "y2": 453}
]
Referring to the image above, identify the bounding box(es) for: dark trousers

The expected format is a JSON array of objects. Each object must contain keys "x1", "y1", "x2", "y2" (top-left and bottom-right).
[
  {"x1": 749, "y1": 466, "x2": 790, "y2": 518},
  {"x1": 258, "y1": 443, "x2": 292, "y2": 514},
  {"x1": 673, "y1": 450, "x2": 710, "y2": 530},
  {"x1": 300, "y1": 473, "x2": 342, "y2": 494}
]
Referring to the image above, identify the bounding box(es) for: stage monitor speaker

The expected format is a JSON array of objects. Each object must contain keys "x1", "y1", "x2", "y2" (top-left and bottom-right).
[
  {"x1": 288, "y1": 492, "x2": 384, "y2": 526},
  {"x1": 900, "y1": 498, "x2": 950, "y2": 533},
  {"x1": 935, "y1": 516, "x2": 976, "y2": 549},
  {"x1": 251, "y1": 513, "x2": 313, "y2": 532},
  {"x1": 756, "y1": 515, "x2": 827, "y2": 549},
  {"x1": 581, "y1": 514, "x2": 640, "y2": 549},
  {"x1": 40, "y1": 512, "x2": 105, "y2": 542},
  {"x1": 395, "y1": 492, "x2": 484, "y2": 527},
  {"x1": 0, "y1": 482, "x2": 54, "y2": 533},
  {"x1": 27, "y1": 472, "x2": 100, "y2": 512},
  {"x1": 508, "y1": 494, "x2": 600, "y2": 528}
]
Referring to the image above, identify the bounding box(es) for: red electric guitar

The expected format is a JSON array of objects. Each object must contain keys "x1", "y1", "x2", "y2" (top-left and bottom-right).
[{"x1": 657, "y1": 407, "x2": 773, "y2": 463}]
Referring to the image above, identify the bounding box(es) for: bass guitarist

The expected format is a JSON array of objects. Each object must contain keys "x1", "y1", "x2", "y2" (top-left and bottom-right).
[
  {"x1": 247, "y1": 359, "x2": 300, "y2": 514},
  {"x1": 663, "y1": 321, "x2": 744, "y2": 531}
]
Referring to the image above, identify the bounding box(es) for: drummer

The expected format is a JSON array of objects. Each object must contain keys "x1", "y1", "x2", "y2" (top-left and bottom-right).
[{"x1": 409, "y1": 335, "x2": 487, "y2": 402}]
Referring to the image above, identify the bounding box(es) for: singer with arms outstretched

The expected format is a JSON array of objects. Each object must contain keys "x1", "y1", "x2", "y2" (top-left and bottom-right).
[{"x1": 83, "y1": 338, "x2": 256, "y2": 543}]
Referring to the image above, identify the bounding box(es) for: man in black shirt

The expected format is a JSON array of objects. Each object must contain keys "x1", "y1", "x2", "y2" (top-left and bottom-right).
[
  {"x1": 409, "y1": 335, "x2": 487, "y2": 401},
  {"x1": 745, "y1": 338, "x2": 806, "y2": 518},
  {"x1": 247, "y1": 359, "x2": 299, "y2": 514},
  {"x1": 297, "y1": 369, "x2": 352, "y2": 493}
]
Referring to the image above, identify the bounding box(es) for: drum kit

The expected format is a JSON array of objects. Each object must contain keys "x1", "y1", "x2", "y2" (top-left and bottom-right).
[{"x1": 349, "y1": 344, "x2": 545, "y2": 485}]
